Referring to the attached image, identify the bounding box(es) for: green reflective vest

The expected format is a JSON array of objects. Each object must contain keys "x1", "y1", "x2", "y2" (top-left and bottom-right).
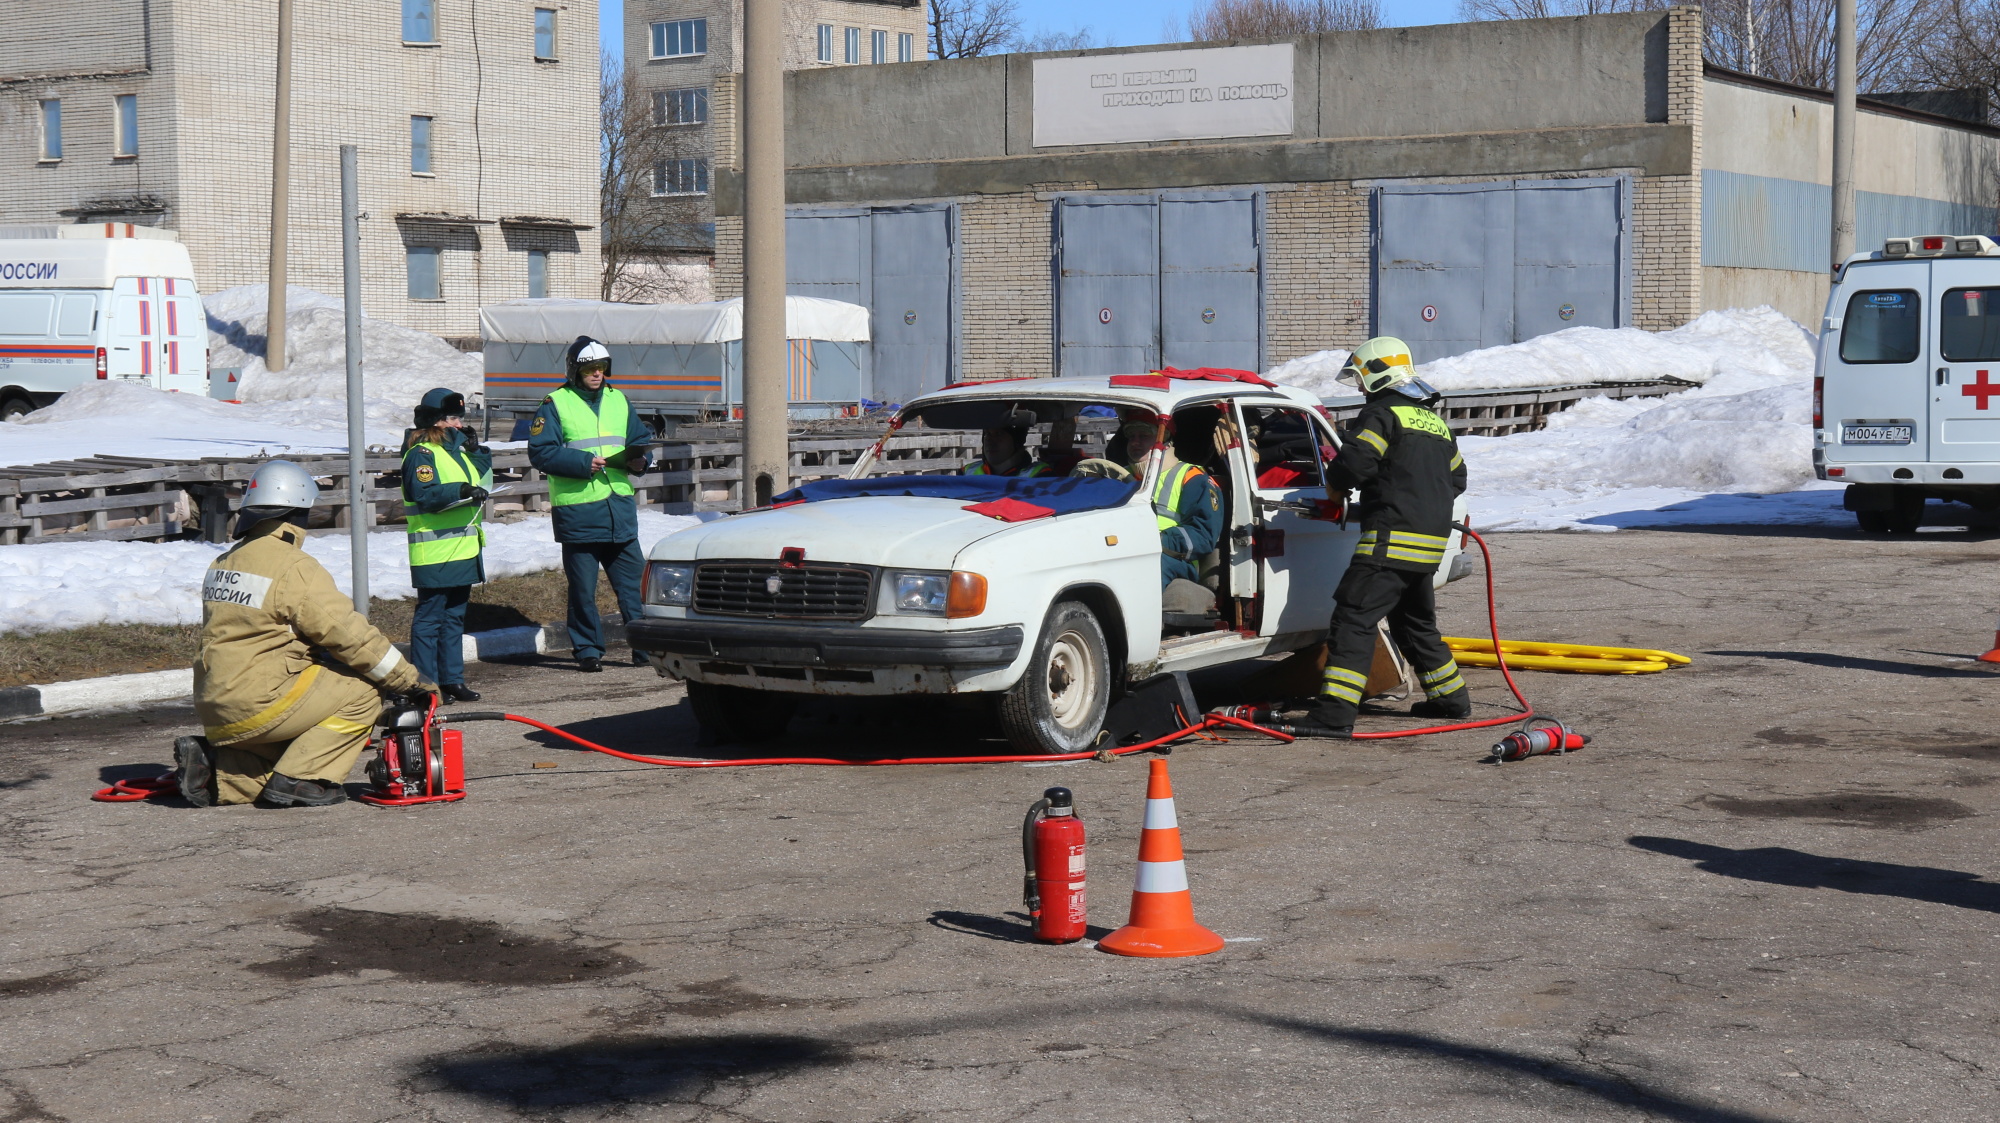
[
  {"x1": 548, "y1": 385, "x2": 636, "y2": 507},
  {"x1": 403, "y1": 442, "x2": 484, "y2": 571},
  {"x1": 1151, "y1": 463, "x2": 1201, "y2": 531}
]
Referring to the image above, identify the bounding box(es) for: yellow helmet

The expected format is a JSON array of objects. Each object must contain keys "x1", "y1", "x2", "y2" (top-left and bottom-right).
[{"x1": 1339, "y1": 336, "x2": 1417, "y2": 395}]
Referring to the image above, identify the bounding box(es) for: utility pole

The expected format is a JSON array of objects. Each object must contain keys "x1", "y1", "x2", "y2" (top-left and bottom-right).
[
  {"x1": 740, "y1": 0, "x2": 788, "y2": 507},
  {"x1": 1831, "y1": 0, "x2": 1857, "y2": 271},
  {"x1": 339, "y1": 146, "x2": 369, "y2": 615},
  {"x1": 266, "y1": 0, "x2": 294, "y2": 373}
]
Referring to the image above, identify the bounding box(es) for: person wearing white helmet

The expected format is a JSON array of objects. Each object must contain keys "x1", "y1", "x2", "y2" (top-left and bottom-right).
[
  {"x1": 526, "y1": 335, "x2": 655, "y2": 672},
  {"x1": 174, "y1": 460, "x2": 434, "y2": 807},
  {"x1": 1294, "y1": 337, "x2": 1470, "y2": 739}
]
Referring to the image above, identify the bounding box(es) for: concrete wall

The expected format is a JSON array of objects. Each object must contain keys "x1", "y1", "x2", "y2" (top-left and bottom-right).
[
  {"x1": 1704, "y1": 265, "x2": 1827, "y2": 327},
  {"x1": 0, "y1": 0, "x2": 602, "y2": 338}
]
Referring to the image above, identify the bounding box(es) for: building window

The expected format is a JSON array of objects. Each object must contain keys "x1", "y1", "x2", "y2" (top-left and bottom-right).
[
  {"x1": 38, "y1": 100, "x2": 61, "y2": 161},
  {"x1": 113, "y1": 94, "x2": 138, "y2": 158},
  {"x1": 652, "y1": 158, "x2": 710, "y2": 196},
  {"x1": 534, "y1": 7, "x2": 556, "y2": 59},
  {"x1": 844, "y1": 26, "x2": 859, "y2": 64},
  {"x1": 407, "y1": 247, "x2": 441, "y2": 300},
  {"x1": 871, "y1": 29, "x2": 887, "y2": 64},
  {"x1": 898, "y1": 32, "x2": 914, "y2": 63},
  {"x1": 817, "y1": 24, "x2": 832, "y2": 63},
  {"x1": 403, "y1": 0, "x2": 436, "y2": 43},
  {"x1": 650, "y1": 18, "x2": 706, "y2": 59},
  {"x1": 653, "y1": 87, "x2": 708, "y2": 126},
  {"x1": 528, "y1": 250, "x2": 549, "y2": 299},
  {"x1": 410, "y1": 115, "x2": 434, "y2": 175}
]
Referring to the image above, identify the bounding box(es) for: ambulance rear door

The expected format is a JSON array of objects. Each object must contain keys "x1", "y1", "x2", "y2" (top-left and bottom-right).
[
  {"x1": 157, "y1": 278, "x2": 206, "y2": 394},
  {"x1": 1823, "y1": 262, "x2": 1930, "y2": 463},
  {"x1": 1930, "y1": 258, "x2": 2000, "y2": 462},
  {"x1": 106, "y1": 277, "x2": 156, "y2": 382}
]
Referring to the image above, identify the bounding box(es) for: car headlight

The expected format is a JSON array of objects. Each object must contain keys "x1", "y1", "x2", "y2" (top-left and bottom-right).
[
  {"x1": 644, "y1": 562, "x2": 694, "y2": 607},
  {"x1": 889, "y1": 570, "x2": 949, "y2": 616}
]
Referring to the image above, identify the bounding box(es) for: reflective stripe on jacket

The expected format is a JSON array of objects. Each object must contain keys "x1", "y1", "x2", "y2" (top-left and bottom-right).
[
  {"x1": 403, "y1": 441, "x2": 484, "y2": 572},
  {"x1": 1151, "y1": 463, "x2": 1202, "y2": 531},
  {"x1": 548, "y1": 386, "x2": 635, "y2": 507},
  {"x1": 1325, "y1": 395, "x2": 1468, "y2": 574}
]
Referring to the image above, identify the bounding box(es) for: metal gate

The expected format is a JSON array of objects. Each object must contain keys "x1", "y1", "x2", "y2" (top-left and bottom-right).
[
  {"x1": 1055, "y1": 192, "x2": 1262, "y2": 377},
  {"x1": 1376, "y1": 178, "x2": 1629, "y2": 364},
  {"x1": 786, "y1": 205, "x2": 956, "y2": 403}
]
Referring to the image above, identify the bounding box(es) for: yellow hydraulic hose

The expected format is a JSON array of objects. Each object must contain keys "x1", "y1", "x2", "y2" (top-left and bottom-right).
[{"x1": 1443, "y1": 637, "x2": 1692, "y2": 675}]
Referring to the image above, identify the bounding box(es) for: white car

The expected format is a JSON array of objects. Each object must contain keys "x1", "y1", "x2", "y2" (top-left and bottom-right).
[{"x1": 631, "y1": 374, "x2": 1470, "y2": 753}]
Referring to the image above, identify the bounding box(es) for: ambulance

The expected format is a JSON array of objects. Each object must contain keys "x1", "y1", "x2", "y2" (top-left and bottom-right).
[{"x1": 0, "y1": 225, "x2": 207, "y2": 421}]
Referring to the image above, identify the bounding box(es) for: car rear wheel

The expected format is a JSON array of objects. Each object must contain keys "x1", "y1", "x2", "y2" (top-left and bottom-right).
[
  {"x1": 1856, "y1": 509, "x2": 1890, "y2": 533},
  {"x1": 0, "y1": 397, "x2": 33, "y2": 423},
  {"x1": 686, "y1": 680, "x2": 797, "y2": 744},
  {"x1": 999, "y1": 600, "x2": 1111, "y2": 756}
]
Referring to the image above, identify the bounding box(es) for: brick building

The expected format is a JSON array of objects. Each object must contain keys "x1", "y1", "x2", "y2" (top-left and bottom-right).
[
  {"x1": 623, "y1": 0, "x2": 926, "y2": 251},
  {"x1": 707, "y1": 9, "x2": 2000, "y2": 403},
  {"x1": 0, "y1": 0, "x2": 601, "y2": 340}
]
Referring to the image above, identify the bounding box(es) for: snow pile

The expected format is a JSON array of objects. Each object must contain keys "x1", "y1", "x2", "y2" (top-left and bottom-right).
[
  {"x1": 206, "y1": 284, "x2": 481, "y2": 431},
  {"x1": 1265, "y1": 307, "x2": 1810, "y2": 396},
  {"x1": 1460, "y1": 309, "x2": 1828, "y2": 530},
  {"x1": 0, "y1": 512, "x2": 700, "y2": 635},
  {"x1": 2, "y1": 379, "x2": 370, "y2": 467}
]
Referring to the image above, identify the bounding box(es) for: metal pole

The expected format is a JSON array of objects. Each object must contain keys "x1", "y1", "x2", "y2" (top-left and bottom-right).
[
  {"x1": 1831, "y1": 0, "x2": 1857, "y2": 271},
  {"x1": 266, "y1": 0, "x2": 293, "y2": 372},
  {"x1": 340, "y1": 145, "x2": 370, "y2": 616},
  {"x1": 740, "y1": 0, "x2": 788, "y2": 507}
]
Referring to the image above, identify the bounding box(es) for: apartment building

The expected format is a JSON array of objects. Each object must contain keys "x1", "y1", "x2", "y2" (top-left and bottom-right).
[
  {"x1": 624, "y1": 0, "x2": 925, "y2": 251},
  {"x1": 0, "y1": 0, "x2": 601, "y2": 340}
]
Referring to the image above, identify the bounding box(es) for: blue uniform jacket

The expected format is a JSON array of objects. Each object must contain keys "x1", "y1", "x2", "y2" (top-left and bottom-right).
[
  {"x1": 402, "y1": 429, "x2": 493, "y2": 588},
  {"x1": 1161, "y1": 467, "x2": 1225, "y2": 586},
  {"x1": 526, "y1": 385, "x2": 653, "y2": 544}
]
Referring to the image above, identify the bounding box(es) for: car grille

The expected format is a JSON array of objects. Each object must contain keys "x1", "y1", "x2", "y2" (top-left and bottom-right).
[{"x1": 692, "y1": 562, "x2": 874, "y2": 620}]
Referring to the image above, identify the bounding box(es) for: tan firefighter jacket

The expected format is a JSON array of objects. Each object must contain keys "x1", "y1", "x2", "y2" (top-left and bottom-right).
[{"x1": 195, "y1": 520, "x2": 422, "y2": 745}]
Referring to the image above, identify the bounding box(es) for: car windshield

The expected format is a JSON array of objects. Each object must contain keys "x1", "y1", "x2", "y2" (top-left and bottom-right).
[{"x1": 877, "y1": 398, "x2": 1132, "y2": 479}]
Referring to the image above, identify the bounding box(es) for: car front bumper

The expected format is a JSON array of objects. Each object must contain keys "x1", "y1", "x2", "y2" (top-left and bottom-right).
[{"x1": 627, "y1": 617, "x2": 1025, "y2": 668}]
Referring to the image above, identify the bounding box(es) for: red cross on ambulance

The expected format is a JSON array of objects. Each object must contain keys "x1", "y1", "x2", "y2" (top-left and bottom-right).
[{"x1": 1962, "y1": 369, "x2": 2000, "y2": 409}]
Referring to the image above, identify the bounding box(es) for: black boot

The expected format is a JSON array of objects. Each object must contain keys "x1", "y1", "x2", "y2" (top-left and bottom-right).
[
  {"x1": 442, "y1": 683, "x2": 481, "y2": 703},
  {"x1": 577, "y1": 656, "x2": 603, "y2": 673},
  {"x1": 1410, "y1": 689, "x2": 1472, "y2": 720},
  {"x1": 258, "y1": 772, "x2": 349, "y2": 808},
  {"x1": 1289, "y1": 696, "x2": 1356, "y2": 740},
  {"x1": 174, "y1": 735, "x2": 217, "y2": 807}
]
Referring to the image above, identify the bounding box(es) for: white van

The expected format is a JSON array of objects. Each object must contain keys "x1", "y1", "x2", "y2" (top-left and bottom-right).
[
  {"x1": 0, "y1": 225, "x2": 207, "y2": 421},
  {"x1": 1816, "y1": 234, "x2": 2000, "y2": 532}
]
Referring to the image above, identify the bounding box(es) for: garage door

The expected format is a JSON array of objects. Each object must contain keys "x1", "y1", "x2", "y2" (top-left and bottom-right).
[
  {"x1": 1055, "y1": 192, "x2": 1262, "y2": 377},
  {"x1": 786, "y1": 206, "x2": 956, "y2": 404},
  {"x1": 1376, "y1": 178, "x2": 1628, "y2": 364}
]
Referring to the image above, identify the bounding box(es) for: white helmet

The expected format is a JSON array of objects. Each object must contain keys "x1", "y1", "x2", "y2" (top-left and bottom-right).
[{"x1": 240, "y1": 459, "x2": 320, "y2": 519}]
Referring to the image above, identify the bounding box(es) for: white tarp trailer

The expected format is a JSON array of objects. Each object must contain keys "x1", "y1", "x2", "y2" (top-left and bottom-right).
[
  {"x1": 478, "y1": 296, "x2": 873, "y2": 431},
  {"x1": 0, "y1": 225, "x2": 207, "y2": 419}
]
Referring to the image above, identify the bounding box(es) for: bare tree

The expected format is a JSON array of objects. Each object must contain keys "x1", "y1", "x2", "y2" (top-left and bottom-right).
[
  {"x1": 1013, "y1": 26, "x2": 1101, "y2": 51},
  {"x1": 1457, "y1": 0, "x2": 1665, "y2": 17},
  {"x1": 1905, "y1": 0, "x2": 2000, "y2": 122},
  {"x1": 930, "y1": 0, "x2": 1022, "y2": 59},
  {"x1": 600, "y1": 61, "x2": 711, "y2": 303},
  {"x1": 1182, "y1": 0, "x2": 1381, "y2": 39}
]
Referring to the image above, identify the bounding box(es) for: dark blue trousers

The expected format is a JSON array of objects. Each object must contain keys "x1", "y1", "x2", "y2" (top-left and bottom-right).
[
  {"x1": 563, "y1": 540, "x2": 645, "y2": 659},
  {"x1": 411, "y1": 584, "x2": 470, "y2": 686}
]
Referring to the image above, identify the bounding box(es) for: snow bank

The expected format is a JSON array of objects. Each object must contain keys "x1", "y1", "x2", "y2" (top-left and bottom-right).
[
  {"x1": 1265, "y1": 306, "x2": 1810, "y2": 396},
  {"x1": 1, "y1": 380, "x2": 365, "y2": 468},
  {"x1": 0, "y1": 512, "x2": 700, "y2": 635}
]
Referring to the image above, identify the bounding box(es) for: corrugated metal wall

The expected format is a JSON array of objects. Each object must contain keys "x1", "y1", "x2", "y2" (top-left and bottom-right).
[{"x1": 1703, "y1": 170, "x2": 2000, "y2": 272}]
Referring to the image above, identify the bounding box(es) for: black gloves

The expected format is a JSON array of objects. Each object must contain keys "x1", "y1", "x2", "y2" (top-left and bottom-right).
[{"x1": 458, "y1": 484, "x2": 489, "y2": 503}]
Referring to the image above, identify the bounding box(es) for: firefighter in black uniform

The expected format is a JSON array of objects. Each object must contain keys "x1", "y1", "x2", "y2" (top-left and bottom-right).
[{"x1": 1300, "y1": 336, "x2": 1471, "y2": 738}]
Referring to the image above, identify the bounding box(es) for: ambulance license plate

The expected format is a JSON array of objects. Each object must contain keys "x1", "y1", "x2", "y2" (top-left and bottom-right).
[{"x1": 1843, "y1": 424, "x2": 1913, "y2": 445}]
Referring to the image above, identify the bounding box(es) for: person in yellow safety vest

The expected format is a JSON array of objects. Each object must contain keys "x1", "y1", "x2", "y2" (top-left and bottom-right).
[
  {"x1": 402, "y1": 387, "x2": 493, "y2": 703},
  {"x1": 176, "y1": 460, "x2": 435, "y2": 808},
  {"x1": 526, "y1": 336, "x2": 655, "y2": 673},
  {"x1": 1118, "y1": 417, "x2": 1224, "y2": 590},
  {"x1": 1295, "y1": 336, "x2": 1470, "y2": 740}
]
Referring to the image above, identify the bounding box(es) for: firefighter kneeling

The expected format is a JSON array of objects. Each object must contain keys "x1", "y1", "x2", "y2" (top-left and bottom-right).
[
  {"x1": 1298, "y1": 337, "x2": 1472, "y2": 739},
  {"x1": 174, "y1": 461, "x2": 436, "y2": 807}
]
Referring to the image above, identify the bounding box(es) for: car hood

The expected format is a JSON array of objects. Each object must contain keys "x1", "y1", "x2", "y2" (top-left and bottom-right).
[{"x1": 653, "y1": 497, "x2": 1011, "y2": 570}]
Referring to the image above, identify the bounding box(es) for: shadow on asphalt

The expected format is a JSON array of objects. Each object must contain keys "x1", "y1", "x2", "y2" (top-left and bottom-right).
[
  {"x1": 1631, "y1": 836, "x2": 2000, "y2": 914},
  {"x1": 926, "y1": 909, "x2": 1113, "y2": 944},
  {"x1": 419, "y1": 1000, "x2": 1787, "y2": 1121},
  {"x1": 1708, "y1": 650, "x2": 2000, "y2": 678}
]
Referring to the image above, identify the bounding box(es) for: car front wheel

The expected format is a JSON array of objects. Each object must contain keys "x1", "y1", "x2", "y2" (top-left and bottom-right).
[{"x1": 998, "y1": 600, "x2": 1111, "y2": 756}]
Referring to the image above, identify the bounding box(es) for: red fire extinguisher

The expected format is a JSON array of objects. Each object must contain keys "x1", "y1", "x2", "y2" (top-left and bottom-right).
[{"x1": 1023, "y1": 786, "x2": 1086, "y2": 943}]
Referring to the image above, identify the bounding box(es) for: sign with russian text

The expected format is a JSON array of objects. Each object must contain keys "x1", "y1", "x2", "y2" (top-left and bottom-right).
[{"x1": 1032, "y1": 44, "x2": 1295, "y2": 148}]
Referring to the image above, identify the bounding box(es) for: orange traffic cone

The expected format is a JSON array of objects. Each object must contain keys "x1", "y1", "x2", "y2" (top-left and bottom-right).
[
  {"x1": 1097, "y1": 759, "x2": 1225, "y2": 958},
  {"x1": 1981, "y1": 615, "x2": 2000, "y2": 663}
]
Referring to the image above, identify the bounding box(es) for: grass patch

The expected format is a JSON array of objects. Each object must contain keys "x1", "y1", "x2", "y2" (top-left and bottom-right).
[{"x1": 0, "y1": 569, "x2": 623, "y2": 689}]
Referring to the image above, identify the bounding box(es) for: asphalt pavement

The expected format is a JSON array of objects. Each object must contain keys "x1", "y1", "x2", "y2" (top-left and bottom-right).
[{"x1": 5, "y1": 526, "x2": 2000, "y2": 1122}]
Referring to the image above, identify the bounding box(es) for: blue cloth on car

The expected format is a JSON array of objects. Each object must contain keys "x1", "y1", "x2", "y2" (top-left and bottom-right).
[{"x1": 774, "y1": 474, "x2": 1139, "y2": 515}]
